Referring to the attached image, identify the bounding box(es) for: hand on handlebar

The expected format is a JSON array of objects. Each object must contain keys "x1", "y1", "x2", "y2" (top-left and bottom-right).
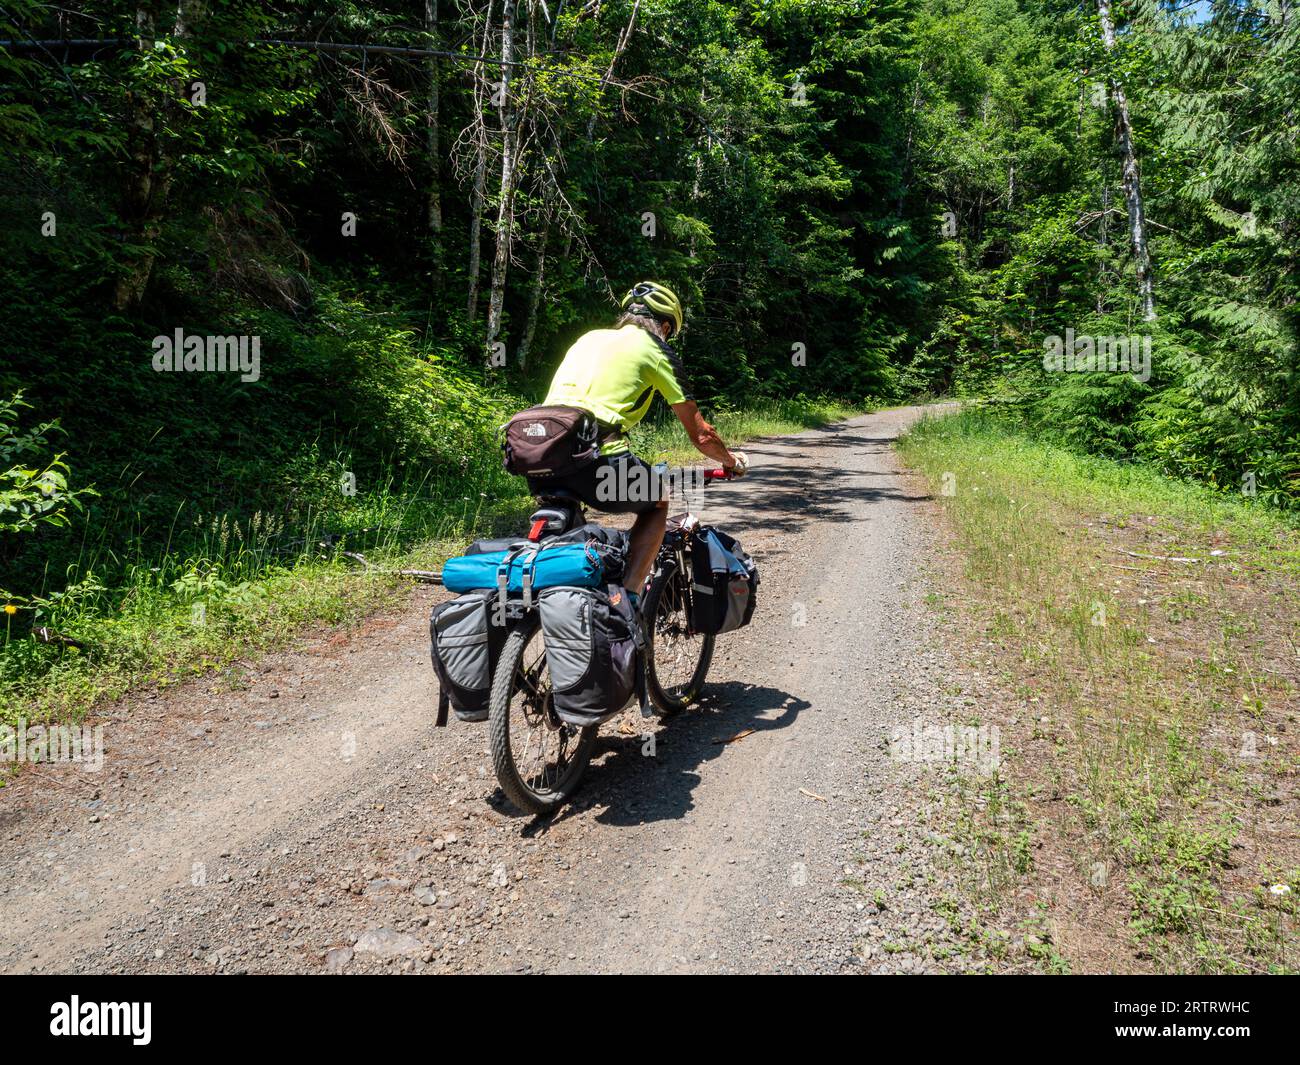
[{"x1": 727, "y1": 451, "x2": 750, "y2": 478}]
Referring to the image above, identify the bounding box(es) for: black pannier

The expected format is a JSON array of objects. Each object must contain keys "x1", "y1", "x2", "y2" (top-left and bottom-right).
[
  {"x1": 688, "y1": 527, "x2": 759, "y2": 635},
  {"x1": 429, "y1": 590, "x2": 510, "y2": 722},
  {"x1": 552, "y1": 524, "x2": 630, "y2": 584},
  {"x1": 537, "y1": 583, "x2": 640, "y2": 727}
]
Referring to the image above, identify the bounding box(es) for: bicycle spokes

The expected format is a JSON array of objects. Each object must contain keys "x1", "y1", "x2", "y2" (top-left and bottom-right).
[
  {"x1": 509, "y1": 634, "x2": 581, "y2": 796},
  {"x1": 653, "y1": 576, "x2": 700, "y2": 695}
]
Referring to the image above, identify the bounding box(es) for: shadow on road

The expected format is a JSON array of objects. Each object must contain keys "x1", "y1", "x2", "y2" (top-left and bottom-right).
[
  {"x1": 551, "y1": 681, "x2": 813, "y2": 827},
  {"x1": 802, "y1": 427, "x2": 904, "y2": 449},
  {"x1": 721, "y1": 453, "x2": 931, "y2": 533}
]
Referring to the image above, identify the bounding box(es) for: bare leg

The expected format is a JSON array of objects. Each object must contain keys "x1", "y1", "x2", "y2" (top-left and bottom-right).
[{"x1": 623, "y1": 499, "x2": 668, "y2": 595}]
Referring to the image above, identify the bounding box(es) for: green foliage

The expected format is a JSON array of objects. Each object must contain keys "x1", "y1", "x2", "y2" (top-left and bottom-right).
[
  {"x1": 0, "y1": 395, "x2": 97, "y2": 609},
  {"x1": 893, "y1": 0, "x2": 1299, "y2": 507},
  {"x1": 0, "y1": 394, "x2": 93, "y2": 538},
  {"x1": 0, "y1": 0, "x2": 930, "y2": 596},
  {"x1": 1, "y1": 0, "x2": 1298, "y2": 708}
]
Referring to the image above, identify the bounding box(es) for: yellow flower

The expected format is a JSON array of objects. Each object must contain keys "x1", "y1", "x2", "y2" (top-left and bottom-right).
[{"x1": 3, "y1": 604, "x2": 16, "y2": 615}]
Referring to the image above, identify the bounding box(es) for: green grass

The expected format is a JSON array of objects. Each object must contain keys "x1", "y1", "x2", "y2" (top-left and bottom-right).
[
  {"x1": 1, "y1": 396, "x2": 858, "y2": 743},
  {"x1": 904, "y1": 408, "x2": 1298, "y2": 548},
  {"x1": 899, "y1": 408, "x2": 1300, "y2": 974},
  {"x1": 0, "y1": 486, "x2": 531, "y2": 729}
]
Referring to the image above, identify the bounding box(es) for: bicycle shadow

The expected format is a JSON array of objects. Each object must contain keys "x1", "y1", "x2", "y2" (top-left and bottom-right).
[{"x1": 557, "y1": 680, "x2": 811, "y2": 827}]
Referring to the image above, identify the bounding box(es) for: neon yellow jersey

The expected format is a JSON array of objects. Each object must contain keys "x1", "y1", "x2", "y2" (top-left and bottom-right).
[{"x1": 543, "y1": 325, "x2": 692, "y2": 455}]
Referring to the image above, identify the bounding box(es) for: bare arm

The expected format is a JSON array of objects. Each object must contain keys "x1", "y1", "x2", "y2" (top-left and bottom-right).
[{"x1": 672, "y1": 400, "x2": 737, "y2": 468}]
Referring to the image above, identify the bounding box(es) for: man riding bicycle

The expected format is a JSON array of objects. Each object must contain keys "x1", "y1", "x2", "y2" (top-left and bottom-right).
[{"x1": 528, "y1": 281, "x2": 747, "y2": 604}]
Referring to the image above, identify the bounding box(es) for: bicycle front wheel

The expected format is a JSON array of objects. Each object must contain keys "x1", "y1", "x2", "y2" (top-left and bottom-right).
[
  {"x1": 643, "y1": 564, "x2": 715, "y2": 716},
  {"x1": 489, "y1": 614, "x2": 598, "y2": 815}
]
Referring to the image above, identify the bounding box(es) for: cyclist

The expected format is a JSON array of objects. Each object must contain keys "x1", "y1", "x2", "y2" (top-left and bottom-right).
[{"x1": 529, "y1": 281, "x2": 747, "y2": 604}]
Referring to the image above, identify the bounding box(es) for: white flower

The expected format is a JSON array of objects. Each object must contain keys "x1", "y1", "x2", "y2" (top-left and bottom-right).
[{"x1": 1269, "y1": 883, "x2": 1290, "y2": 897}]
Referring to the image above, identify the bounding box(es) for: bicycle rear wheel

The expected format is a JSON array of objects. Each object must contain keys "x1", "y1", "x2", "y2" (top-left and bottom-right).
[
  {"x1": 643, "y1": 563, "x2": 715, "y2": 716},
  {"x1": 489, "y1": 614, "x2": 598, "y2": 815}
]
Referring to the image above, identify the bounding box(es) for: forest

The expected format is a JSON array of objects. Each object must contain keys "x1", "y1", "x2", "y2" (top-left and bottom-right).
[{"x1": 1, "y1": 0, "x2": 1297, "y2": 696}]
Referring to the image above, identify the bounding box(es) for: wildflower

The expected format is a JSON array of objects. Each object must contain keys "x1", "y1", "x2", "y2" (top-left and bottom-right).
[
  {"x1": 3, "y1": 604, "x2": 16, "y2": 615},
  {"x1": 1269, "y1": 884, "x2": 1290, "y2": 897}
]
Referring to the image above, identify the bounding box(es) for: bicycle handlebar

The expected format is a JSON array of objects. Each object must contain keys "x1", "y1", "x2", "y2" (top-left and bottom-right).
[{"x1": 702, "y1": 468, "x2": 736, "y2": 482}]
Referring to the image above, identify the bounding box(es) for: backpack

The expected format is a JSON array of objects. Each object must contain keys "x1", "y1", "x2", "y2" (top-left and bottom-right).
[
  {"x1": 537, "y1": 584, "x2": 642, "y2": 727},
  {"x1": 502, "y1": 405, "x2": 600, "y2": 478},
  {"x1": 688, "y1": 527, "x2": 759, "y2": 634},
  {"x1": 429, "y1": 590, "x2": 511, "y2": 723}
]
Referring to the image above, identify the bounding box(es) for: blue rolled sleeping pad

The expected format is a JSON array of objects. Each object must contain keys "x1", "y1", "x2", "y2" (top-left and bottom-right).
[{"x1": 442, "y1": 541, "x2": 606, "y2": 596}]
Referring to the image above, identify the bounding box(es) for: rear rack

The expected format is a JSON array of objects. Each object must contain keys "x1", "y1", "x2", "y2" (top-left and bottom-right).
[{"x1": 341, "y1": 551, "x2": 443, "y2": 585}]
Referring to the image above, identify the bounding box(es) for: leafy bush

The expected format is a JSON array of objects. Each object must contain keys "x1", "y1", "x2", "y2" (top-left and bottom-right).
[{"x1": 0, "y1": 394, "x2": 94, "y2": 539}]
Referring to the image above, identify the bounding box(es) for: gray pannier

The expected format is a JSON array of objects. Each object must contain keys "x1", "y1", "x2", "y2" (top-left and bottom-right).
[
  {"x1": 430, "y1": 590, "x2": 508, "y2": 722},
  {"x1": 537, "y1": 584, "x2": 640, "y2": 727}
]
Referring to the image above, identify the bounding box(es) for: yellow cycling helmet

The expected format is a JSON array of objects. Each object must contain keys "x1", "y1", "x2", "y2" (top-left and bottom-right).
[{"x1": 620, "y1": 281, "x2": 684, "y2": 337}]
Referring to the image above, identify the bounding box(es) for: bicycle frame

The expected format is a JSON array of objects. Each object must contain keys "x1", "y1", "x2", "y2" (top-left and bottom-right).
[{"x1": 652, "y1": 520, "x2": 696, "y2": 617}]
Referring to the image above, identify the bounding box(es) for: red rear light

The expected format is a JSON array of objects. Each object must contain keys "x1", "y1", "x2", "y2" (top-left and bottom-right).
[{"x1": 527, "y1": 519, "x2": 547, "y2": 542}]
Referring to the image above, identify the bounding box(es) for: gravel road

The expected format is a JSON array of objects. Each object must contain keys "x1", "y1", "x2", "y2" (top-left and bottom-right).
[{"x1": 0, "y1": 404, "x2": 999, "y2": 974}]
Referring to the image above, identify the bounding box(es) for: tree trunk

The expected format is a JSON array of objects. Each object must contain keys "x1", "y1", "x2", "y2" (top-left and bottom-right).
[
  {"x1": 485, "y1": 1, "x2": 518, "y2": 346},
  {"x1": 1098, "y1": 0, "x2": 1156, "y2": 321},
  {"x1": 466, "y1": 0, "x2": 495, "y2": 321},
  {"x1": 425, "y1": 0, "x2": 443, "y2": 268},
  {"x1": 113, "y1": 2, "x2": 206, "y2": 310},
  {"x1": 549, "y1": 0, "x2": 564, "y2": 46},
  {"x1": 585, "y1": 0, "x2": 640, "y2": 137},
  {"x1": 896, "y1": 57, "x2": 925, "y2": 214},
  {"x1": 516, "y1": 188, "x2": 553, "y2": 368},
  {"x1": 1097, "y1": 178, "x2": 1110, "y2": 315},
  {"x1": 466, "y1": 158, "x2": 487, "y2": 319},
  {"x1": 173, "y1": 0, "x2": 203, "y2": 35},
  {"x1": 113, "y1": 5, "x2": 164, "y2": 310}
]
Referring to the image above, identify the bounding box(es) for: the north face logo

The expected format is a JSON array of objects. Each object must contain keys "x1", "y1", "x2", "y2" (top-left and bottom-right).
[{"x1": 523, "y1": 423, "x2": 548, "y2": 438}]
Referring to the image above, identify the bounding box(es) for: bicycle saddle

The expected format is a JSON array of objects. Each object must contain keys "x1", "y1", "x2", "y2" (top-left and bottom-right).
[{"x1": 528, "y1": 491, "x2": 584, "y2": 540}]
